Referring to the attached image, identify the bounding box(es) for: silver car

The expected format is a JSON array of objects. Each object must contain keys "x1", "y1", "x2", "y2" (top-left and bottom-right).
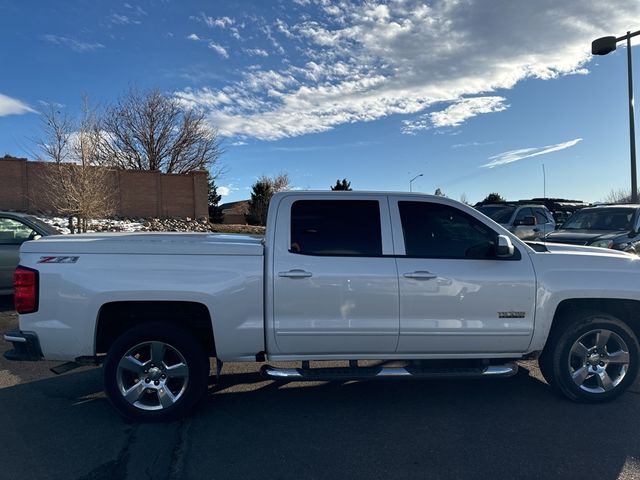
[
  {"x1": 477, "y1": 204, "x2": 556, "y2": 240},
  {"x1": 0, "y1": 212, "x2": 59, "y2": 294}
]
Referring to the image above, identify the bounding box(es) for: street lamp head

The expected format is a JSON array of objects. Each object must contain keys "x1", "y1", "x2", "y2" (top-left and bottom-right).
[{"x1": 592, "y1": 36, "x2": 618, "y2": 55}]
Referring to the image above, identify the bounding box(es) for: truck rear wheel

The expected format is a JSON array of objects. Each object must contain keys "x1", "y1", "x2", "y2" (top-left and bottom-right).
[
  {"x1": 541, "y1": 310, "x2": 639, "y2": 403},
  {"x1": 103, "y1": 322, "x2": 210, "y2": 421}
]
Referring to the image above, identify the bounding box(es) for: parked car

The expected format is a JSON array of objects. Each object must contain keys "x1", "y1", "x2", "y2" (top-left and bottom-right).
[
  {"x1": 476, "y1": 203, "x2": 555, "y2": 240},
  {"x1": 5, "y1": 192, "x2": 640, "y2": 421},
  {"x1": 545, "y1": 204, "x2": 640, "y2": 253},
  {"x1": 0, "y1": 212, "x2": 59, "y2": 294}
]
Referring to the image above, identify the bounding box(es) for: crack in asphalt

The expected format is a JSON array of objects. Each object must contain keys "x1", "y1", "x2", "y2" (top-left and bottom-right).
[
  {"x1": 168, "y1": 418, "x2": 193, "y2": 480},
  {"x1": 75, "y1": 424, "x2": 138, "y2": 480}
]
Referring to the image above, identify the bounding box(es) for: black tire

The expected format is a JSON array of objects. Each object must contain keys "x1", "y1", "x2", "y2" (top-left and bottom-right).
[
  {"x1": 104, "y1": 321, "x2": 210, "y2": 421},
  {"x1": 541, "y1": 310, "x2": 639, "y2": 403}
]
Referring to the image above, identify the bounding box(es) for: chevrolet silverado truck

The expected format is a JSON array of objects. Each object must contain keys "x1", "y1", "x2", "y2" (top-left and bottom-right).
[{"x1": 5, "y1": 192, "x2": 640, "y2": 421}]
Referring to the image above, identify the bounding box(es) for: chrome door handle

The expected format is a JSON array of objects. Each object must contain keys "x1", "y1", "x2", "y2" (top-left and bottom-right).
[
  {"x1": 278, "y1": 269, "x2": 313, "y2": 278},
  {"x1": 403, "y1": 271, "x2": 437, "y2": 280}
]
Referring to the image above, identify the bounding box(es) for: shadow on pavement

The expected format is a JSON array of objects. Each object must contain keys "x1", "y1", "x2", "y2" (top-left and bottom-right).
[{"x1": 0, "y1": 364, "x2": 638, "y2": 480}]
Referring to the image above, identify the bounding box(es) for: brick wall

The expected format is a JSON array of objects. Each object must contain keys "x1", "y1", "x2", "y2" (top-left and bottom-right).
[{"x1": 0, "y1": 157, "x2": 208, "y2": 219}]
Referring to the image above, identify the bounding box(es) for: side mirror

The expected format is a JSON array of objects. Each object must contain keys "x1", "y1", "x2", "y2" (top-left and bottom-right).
[{"x1": 496, "y1": 235, "x2": 515, "y2": 258}]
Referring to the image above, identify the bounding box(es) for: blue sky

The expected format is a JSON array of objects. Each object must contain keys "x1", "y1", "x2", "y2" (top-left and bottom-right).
[{"x1": 1, "y1": 0, "x2": 640, "y2": 205}]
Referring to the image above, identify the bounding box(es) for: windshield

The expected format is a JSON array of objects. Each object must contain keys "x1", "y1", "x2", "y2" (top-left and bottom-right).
[
  {"x1": 560, "y1": 208, "x2": 635, "y2": 231},
  {"x1": 477, "y1": 206, "x2": 515, "y2": 224}
]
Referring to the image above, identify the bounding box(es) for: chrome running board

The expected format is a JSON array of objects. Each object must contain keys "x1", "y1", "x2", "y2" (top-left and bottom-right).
[{"x1": 260, "y1": 362, "x2": 518, "y2": 381}]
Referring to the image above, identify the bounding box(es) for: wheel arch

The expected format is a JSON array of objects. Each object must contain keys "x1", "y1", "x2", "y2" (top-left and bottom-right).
[
  {"x1": 548, "y1": 298, "x2": 640, "y2": 347},
  {"x1": 95, "y1": 301, "x2": 216, "y2": 357}
]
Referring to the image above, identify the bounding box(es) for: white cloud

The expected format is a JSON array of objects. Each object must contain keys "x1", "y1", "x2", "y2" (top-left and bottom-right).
[
  {"x1": 42, "y1": 34, "x2": 104, "y2": 53},
  {"x1": 208, "y1": 42, "x2": 229, "y2": 58},
  {"x1": 218, "y1": 186, "x2": 231, "y2": 196},
  {"x1": 245, "y1": 48, "x2": 269, "y2": 57},
  {"x1": 402, "y1": 97, "x2": 508, "y2": 134},
  {"x1": 451, "y1": 141, "x2": 500, "y2": 149},
  {"x1": 110, "y1": 13, "x2": 141, "y2": 25},
  {"x1": 194, "y1": 13, "x2": 234, "y2": 29},
  {"x1": 482, "y1": 138, "x2": 583, "y2": 168},
  {"x1": 123, "y1": 3, "x2": 147, "y2": 16},
  {"x1": 176, "y1": 0, "x2": 640, "y2": 141},
  {"x1": 187, "y1": 33, "x2": 200, "y2": 41},
  {"x1": 0, "y1": 93, "x2": 35, "y2": 117},
  {"x1": 430, "y1": 97, "x2": 508, "y2": 128}
]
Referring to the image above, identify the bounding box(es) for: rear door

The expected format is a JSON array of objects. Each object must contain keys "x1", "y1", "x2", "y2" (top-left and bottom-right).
[{"x1": 271, "y1": 196, "x2": 399, "y2": 355}]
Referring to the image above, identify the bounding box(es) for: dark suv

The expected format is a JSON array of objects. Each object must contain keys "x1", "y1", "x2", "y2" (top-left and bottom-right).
[{"x1": 545, "y1": 204, "x2": 640, "y2": 253}]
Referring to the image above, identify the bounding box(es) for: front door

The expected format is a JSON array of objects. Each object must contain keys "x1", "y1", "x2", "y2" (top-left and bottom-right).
[
  {"x1": 389, "y1": 198, "x2": 536, "y2": 355},
  {"x1": 272, "y1": 197, "x2": 399, "y2": 356}
]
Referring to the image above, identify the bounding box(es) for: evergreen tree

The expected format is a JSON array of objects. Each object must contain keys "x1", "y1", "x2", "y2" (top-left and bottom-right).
[
  {"x1": 246, "y1": 178, "x2": 274, "y2": 226},
  {"x1": 331, "y1": 178, "x2": 352, "y2": 191},
  {"x1": 245, "y1": 174, "x2": 291, "y2": 225},
  {"x1": 482, "y1": 192, "x2": 506, "y2": 203},
  {"x1": 207, "y1": 174, "x2": 224, "y2": 223}
]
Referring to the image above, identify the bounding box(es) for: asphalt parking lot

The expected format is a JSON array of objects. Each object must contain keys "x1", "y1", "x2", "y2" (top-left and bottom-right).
[{"x1": 1, "y1": 295, "x2": 639, "y2": 480}]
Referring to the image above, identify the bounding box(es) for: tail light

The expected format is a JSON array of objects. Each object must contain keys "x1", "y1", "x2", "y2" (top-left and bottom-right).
[{"x1": 14, "y1": 266, "x2": 38, "y2": 314}]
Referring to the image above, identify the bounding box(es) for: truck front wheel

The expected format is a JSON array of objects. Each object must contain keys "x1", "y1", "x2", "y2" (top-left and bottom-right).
[
  {"x1": 103, "y1": 322, "x2": 210, "y2": 421},
  {"x1": 541, "y1": 310, "x2": 639, "y2": 403}
]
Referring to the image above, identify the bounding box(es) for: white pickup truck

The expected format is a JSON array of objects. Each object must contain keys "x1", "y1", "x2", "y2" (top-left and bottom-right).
[{"x1": 5, "y1": 192, "x2": 640, "y2": 420}]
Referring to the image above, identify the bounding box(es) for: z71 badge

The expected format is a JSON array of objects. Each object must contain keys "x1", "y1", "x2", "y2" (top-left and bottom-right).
[{"x1": 38, "y1": 256, "x2": 80, "y2": 264}]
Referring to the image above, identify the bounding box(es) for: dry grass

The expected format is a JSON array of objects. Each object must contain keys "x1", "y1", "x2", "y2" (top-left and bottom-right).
[{"x1": 209, "y1": 224, "x2": 266, "y2": 235}]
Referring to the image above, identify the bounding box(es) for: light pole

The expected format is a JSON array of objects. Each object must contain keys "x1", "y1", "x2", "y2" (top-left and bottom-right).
[
  {"x1": 592, "y1": 30, "x2": 640, "y2": 203},
  {"x1": 409, "y1": 173, "x2": 423, "y2": 192}
]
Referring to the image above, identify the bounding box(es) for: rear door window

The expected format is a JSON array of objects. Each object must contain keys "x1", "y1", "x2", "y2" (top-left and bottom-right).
[
  {"x1": 290, "y1": 200, "x2": 382, "y2": 256},
  {"x1": 535, "y1": 209, "x2": 550, "y2": 224},
  {"x1": 514, "y1": 208, "x2": 533, "y2": 224}
]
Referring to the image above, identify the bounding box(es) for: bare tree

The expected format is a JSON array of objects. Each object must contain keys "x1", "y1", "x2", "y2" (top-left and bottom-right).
[
  {"x1": 99, "y1": 88, "x2": 222, "y2": 174},
  {"x1": 603, "y1": 188, "x2": 634, "y2": 204},
  {"x1": 271, "y1": 173, "x2": 291, "y2": 193},
  {"x1": 36, "y1": 104, "x2": 73, "y2": 164},
  {"x1": 37, "y1": 97, "x2": 116, "y2": 232}
]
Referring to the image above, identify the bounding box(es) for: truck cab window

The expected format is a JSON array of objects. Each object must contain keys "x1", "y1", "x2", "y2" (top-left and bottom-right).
[
  {"x1": 0, "y1": 218, "x2": 36, "y2": 245},
  {"x1": 399, "y1": 201, "x2": 496, "y2": 259},
  {"x1": 290, "y1": 200, "x2": 382, "y2": 256}
]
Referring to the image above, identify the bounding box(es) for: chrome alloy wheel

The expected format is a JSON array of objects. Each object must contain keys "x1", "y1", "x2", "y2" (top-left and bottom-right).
[
  {"x1": 116, "y1": 341, "x2": 189, "y2": 411},
  {"x1": 568, "y1": 329, "x2": 630, "y2": 394}
]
